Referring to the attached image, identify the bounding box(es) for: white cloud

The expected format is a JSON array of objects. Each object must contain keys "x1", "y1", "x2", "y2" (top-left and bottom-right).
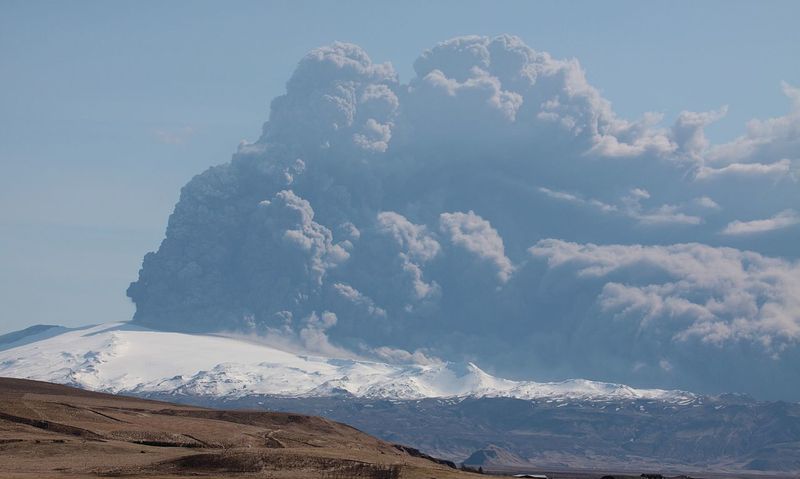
[
  {"x1": 269, "y1": 190, "x2": 350, "y2": 284},
  {"x1": 693, "y1": 196, "x2": 720, "y2": 210},
  {"x1": 376, "y1": 212, "x2": 440, "y2": 300},
  {"x1": 333, "y1": 282, "x2": 387, "y2": 318},
  {"x1": 353, "y1": 118, "x2": 393, "y2": 152},
  {"x1": 671, "y1": 107, "x2": 728, "y2": 161},
  {"x1": 370, "y1": 346, "x2": 443, "y2": 366},
  {"x1": 694, "y1": 158, "x2": 794, "y2": 181},
  {"x1": 530, "y1": 239, "x2": 800, "y2": 353},
  {"x1": 401, "y1": 35, "x2": 678, "y2": 157},
  {"x1": 439, "y1": 211, "x2": 514, "y2": 282},
  {"x1": 722, "y1": 209, "x2": 800, "y2": 236},
  {"x1": 250, "y1": 310, "x2": 363, "y2": 360},
  {"x1": 415, "y1": 67, "x2": 523, "y2": 122},
  {"x1": 298, "y1": 311, "x2": 346, "y2": 357},
  {"x1": 537, "y1": 187, "x2": 618, "y2": 213},
  {"x1": 539, "y1": 186, "x2": 702, "y2": 226},
  {"x1": 620, "y1": 188, "x2": 702, "y2": 225},
  {"x1": 707, "y1": 82, "x2": 800, "y2": 165},
  {"x1": 631, "y1": 204, "x2": 702, "y2": 226},
  {"x1": 264, "y1": 42, "x2": 399, "y2": 152},
  {"x1": 377, "y1": 212, "x2": 440, "y2": 262}
]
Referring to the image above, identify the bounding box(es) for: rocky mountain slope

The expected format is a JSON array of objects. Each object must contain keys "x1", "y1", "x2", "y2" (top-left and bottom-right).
[{"x1": 462, "y1": 445, "x2": 527, "y2": 468}]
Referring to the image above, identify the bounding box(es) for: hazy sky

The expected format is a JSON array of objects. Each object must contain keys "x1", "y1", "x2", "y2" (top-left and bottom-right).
[{"x1": 1, "y1": 0, "x2": 799, "y2": 336}]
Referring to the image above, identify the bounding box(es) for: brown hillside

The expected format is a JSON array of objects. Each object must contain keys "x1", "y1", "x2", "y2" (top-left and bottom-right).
[{"x1": 0, "y1": 377, "x2": 494, "y2": 478}]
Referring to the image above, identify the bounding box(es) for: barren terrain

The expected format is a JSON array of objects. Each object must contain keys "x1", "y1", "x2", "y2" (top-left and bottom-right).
[{"x1": 0, "y1": 377, "x2": 494, "y2": 478}]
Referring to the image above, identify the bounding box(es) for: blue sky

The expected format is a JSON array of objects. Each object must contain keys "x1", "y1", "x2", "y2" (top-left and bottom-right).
[{"x1": 1, "y1": 0, "x2": 799, "y2": 335}]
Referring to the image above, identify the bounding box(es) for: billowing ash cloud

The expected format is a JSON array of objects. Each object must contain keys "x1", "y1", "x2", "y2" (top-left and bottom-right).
[
  {"x1": 439, "y1": 211, "x2": 513, "y2": 283},
  {"x1": 129, "y1": 36, "x2": 800, "y2": 399},
  {"x1": 530, "y1": 240, "x2": 800, "y2": 351}
]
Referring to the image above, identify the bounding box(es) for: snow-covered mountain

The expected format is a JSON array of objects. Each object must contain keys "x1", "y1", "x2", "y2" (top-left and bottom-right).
[
  {"x1": 0, "y1": 322, "x2": 694, "y2": 403},
  {"x1": 5, "y1": 322, "x2": 800, "y2": 473}
]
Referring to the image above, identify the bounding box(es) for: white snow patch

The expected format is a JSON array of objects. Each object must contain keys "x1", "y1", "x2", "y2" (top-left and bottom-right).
[{"x1": 0, "y1": 322, "x2": 695, "y2": 403}]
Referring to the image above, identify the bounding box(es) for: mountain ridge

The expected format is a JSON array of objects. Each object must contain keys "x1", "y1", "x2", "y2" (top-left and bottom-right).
[
  {"x1": 0, "y1": 322, "x2": 697, "y2": 403},
  {"x1": 2, "y1": 322, "x2": 800, "y2": 473}
]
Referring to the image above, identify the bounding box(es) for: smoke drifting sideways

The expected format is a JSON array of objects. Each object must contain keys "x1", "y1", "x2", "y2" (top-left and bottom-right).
[{"x1": 128, "y1": 36, "x2": 800, "y2": 400}]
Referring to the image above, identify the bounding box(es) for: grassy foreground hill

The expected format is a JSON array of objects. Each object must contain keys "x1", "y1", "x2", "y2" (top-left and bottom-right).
[{"x1": 0, "y1": 377, "x2": 493, "y2": 478}]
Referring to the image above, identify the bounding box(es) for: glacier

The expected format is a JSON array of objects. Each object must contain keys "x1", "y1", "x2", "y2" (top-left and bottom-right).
[{"x1": 0, "y1": 322, "x2": 695, "y2": 403}]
